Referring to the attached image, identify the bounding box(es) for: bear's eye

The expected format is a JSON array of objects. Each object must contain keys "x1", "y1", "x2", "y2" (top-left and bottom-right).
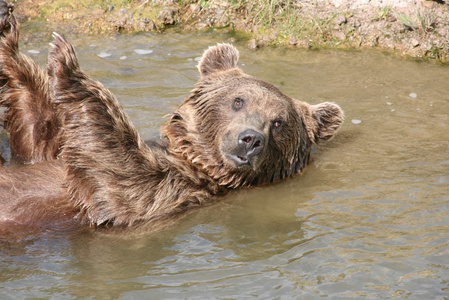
[
  {"x1": 272, "y1": 120, "x2": 283, "y2": 129},
  {"x1": 232, "y1": 97, "x2": 244, "y2": 111}
]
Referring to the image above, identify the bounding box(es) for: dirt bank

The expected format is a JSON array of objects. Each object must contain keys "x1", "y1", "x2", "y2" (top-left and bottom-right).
[{"x1": 12, "y1": 0, "x2": 449, "y2": 63}]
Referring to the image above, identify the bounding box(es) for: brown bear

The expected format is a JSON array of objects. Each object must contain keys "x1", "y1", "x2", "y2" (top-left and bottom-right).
[{"x1": 0, "y1": 2, "x2": 343, "y2": 230}]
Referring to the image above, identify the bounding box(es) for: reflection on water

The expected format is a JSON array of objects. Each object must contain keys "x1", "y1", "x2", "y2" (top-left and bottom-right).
[{"x1": 1, "y1": 31, "x2": 449, "y2": 299}]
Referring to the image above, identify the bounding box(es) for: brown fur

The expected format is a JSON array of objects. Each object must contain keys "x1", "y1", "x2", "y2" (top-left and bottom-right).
[
  {"x1": 0, "y1": 160, "x2": 76, "y2": 224},
  {"x1": 0, "y1": 11, "x2": 61, "y2": 164},
  {"x1": 0, "y1": 2, "x2": 343, "y2": 230}
]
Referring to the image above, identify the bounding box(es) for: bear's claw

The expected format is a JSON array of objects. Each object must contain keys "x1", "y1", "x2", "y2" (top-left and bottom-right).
[
  {"x1": 0, "y1": 0, "x2": 13, "y2": 18},
  {"x1": 0, "y1": 0, "x2": 14, "y2": 37}
]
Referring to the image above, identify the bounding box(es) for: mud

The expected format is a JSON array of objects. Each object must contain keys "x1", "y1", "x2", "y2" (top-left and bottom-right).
[{"x1": 12, "y1": 0, "x2": 449, "y2": 62}]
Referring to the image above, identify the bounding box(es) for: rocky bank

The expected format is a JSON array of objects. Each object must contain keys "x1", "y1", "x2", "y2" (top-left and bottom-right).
[{"x1": 11, "y1": 0, "x2": 449, "y2": 62}]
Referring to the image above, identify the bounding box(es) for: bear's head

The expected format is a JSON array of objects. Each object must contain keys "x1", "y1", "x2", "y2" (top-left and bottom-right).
[{"x1": 162, "y1": 44, "x2": 343, "y2": 188}]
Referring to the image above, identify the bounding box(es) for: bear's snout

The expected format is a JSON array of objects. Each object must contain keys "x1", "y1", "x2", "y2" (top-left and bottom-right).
[
  {"x1": 224, "y1": 129, "x2": 265, "y2": 168},
  {"x1": 238, "y1": 129, "x2": 264, "y2": 158}
]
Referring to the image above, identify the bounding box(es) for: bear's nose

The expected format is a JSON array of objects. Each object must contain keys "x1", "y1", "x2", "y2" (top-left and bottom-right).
[{"x1": 238, "y1": 129, "x2": 265, "y2": 160}]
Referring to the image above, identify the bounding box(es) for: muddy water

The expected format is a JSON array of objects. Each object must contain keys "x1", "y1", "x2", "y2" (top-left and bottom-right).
[{"x1": 0, "y1": 32, "x2": 448, "y2": 299}]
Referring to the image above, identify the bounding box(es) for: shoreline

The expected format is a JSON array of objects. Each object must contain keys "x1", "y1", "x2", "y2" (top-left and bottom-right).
[{"x1": 13, "y1": 0, "x2": 449, "y2": 63}]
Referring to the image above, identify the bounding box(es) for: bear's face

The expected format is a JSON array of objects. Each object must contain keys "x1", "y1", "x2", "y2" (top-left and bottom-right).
[
  {"x1": 162, "y1": 44, "x2": 343, "y2": 187},
  {"x1": 196, "y1": 75, "x2": 306, "y2": 174}
]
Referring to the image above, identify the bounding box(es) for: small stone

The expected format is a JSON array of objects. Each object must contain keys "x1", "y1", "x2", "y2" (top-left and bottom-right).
[
  {"x1": 333, "y1": 15, "x2": 347, "y2": 26},
  {"x1": 409, "y1": 93, "x2": 417, "y2": 98},
  {"x1": 350, "y1": 19, "x2": 361, "y2": 28},
  {"x1": 188, "y1": 4, "x2": 200, "y2": 14},
  {"x1": 247, "y1": 39, "x2": 258, "y2": 50},
  {"x1": 334, "y1": 31, "x2": 346, "y2": 41},
  {"x1": 410, "y1": 39, "x2": 420, "y2": 48},
  {"x1": 351, "y1": 119, "x2": 362, "y2": 125},
  {"x1": 157, "y1": 7, "x2": 176, "y2": 25},
  {"x1": 288, "y1": 36, "x2": 298, "y2": 45}
]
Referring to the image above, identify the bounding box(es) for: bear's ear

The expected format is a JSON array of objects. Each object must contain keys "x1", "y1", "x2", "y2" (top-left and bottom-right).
[
  {"x1": 198, "y1": 43, "x2": 239, "y2": 77},
  {"x1": 309, "y1": 102, "x2": 344, "y2": 142}
]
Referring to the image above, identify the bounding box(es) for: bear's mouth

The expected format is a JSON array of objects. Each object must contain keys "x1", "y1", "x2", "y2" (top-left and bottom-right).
[
  {"x1": 221, "y1": 128, "x2": 265, "y2": 170},
  {"x1": 237, "y1": 156, "x2": 248, "y2": 163},
  {"x1": 226, "y1": 154, "x2": 252, "y2": 168}
]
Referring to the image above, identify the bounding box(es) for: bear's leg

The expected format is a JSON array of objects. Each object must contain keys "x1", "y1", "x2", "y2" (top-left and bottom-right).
[
  {"x1": 0, "y1": 0, "x2": 61, "y2": 163},
  {"x1": 48, "y1": 33, "x2": 158, "y2": 226},
  {"x1": 0, "y1": 0, "x2": 13, "y2": 94}
]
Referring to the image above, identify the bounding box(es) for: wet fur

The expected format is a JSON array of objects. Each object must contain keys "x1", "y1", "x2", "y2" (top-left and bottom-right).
[
  {"x1": 0, "y1": 13, "x2": 61, "y2": 163},
  {"x1": 0, "y1": 2, "x2": 343, "y2": 230}
]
